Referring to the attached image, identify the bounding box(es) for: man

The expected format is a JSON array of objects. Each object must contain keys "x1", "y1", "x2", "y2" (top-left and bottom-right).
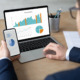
[
  {"x1": 44, "y1": 0, "x2": 80, "y2": 80},
  {"x1": 0, "y1": 41, "x2": 19, "y2": 80},
  {"x1": 0, "y1": 0, "x2": 80, "y2": 80}
]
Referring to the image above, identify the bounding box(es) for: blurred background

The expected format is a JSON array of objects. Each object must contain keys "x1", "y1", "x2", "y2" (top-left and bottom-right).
[{"x1": 0, "y1": 0, "x2": 76, "y2": 19}]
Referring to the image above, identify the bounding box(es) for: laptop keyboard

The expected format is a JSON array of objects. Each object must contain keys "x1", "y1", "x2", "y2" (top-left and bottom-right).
[{"x1": 19, "y1": 38, "x2": 56, "y2": 52}]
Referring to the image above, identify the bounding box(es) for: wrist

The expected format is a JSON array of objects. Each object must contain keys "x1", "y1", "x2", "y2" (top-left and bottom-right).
[
  {"x1": 63, "y1": 48, "x2": 67, "y2": 60},
  {"x1": 66, "y1": 48, "x2": 73, "y2": 60},
  {"x1": 0, "y1": 57, "x2": 11, "y2": 60}
]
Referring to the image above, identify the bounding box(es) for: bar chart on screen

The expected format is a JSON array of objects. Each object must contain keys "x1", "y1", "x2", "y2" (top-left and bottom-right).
[
  {"x1": 5, "y1": 7, "x2": 49, "y2": 40},
  {"x1": 13, "y1": 13, "x2": 42, "y2": 27}
]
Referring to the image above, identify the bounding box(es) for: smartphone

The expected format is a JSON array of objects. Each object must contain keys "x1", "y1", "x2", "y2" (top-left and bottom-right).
[{"x1": 3, "y1": 28, "x2": 20, "y2": 56}]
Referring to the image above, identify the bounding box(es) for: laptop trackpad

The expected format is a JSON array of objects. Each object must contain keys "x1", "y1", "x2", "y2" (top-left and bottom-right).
[{"x1": 19, "y1": 48, "x2": 45, "y2": 63}]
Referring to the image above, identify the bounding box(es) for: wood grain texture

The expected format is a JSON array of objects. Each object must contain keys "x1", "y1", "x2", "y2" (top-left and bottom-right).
[
  {"x1": 0, "y1": 12, "x2": 79, "y2": 80},
  {"x1": 0, "y1": 19, "x2": 5, "y2": 45}
]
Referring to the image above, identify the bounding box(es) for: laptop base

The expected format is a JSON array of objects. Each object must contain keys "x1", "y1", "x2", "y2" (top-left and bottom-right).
[
  {"x1": 19, "y1": 48, "x2": 45, "y2": 63},
  {"x1": 19, "y1": 36, "x2": 61, "y2": 63}
]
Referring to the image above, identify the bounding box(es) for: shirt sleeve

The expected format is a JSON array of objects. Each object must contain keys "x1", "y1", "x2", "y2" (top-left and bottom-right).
[
  {"x1": 0, "y1": 57, "x2": 11, "y2": 61},
  {"x1": 66, "y1": 47, "x2": 73, "y2": 61}
]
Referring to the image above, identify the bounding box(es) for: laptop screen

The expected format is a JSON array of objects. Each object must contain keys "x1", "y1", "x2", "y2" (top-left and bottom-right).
[{"x1": 4, "y1": 6, "x2": 50, "y2": 41}]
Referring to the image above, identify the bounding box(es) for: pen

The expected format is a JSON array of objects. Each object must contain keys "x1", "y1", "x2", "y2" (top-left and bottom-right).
[{"x1": 54, "y1": 8, "x2": 62, "y2": 18}]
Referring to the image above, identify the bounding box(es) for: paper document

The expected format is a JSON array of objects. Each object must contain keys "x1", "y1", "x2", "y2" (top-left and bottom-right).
[{"x1": 63, "y1": 31, "x2": 80, "y2": 48}]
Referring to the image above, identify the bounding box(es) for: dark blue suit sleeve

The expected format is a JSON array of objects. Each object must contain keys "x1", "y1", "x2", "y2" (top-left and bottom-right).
[
  {"x1": 0, "y1": 59, "x2": 18, "y2": 80},
  {"x1": 69, "y1": 47, "x2": 80, "y2": 63},
  {"x1": 45, "y1": 47, "x2": 80, "y2": 80},
  {"x1": 45, "y1": 67, "x2": 80, "y2": 80}
]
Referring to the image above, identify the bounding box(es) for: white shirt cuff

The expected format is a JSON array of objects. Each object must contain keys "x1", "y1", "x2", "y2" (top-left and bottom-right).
[
  {"x1": 0, "y1": 57, "x2": 11, "y2": 61},
  {"x1": 66, "y1": 47, "x2": 73, "y2": 60}
]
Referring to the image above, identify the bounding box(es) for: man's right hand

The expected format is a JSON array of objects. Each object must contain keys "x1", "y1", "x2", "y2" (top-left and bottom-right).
[{"x1": 43, "y1": 42, "x2": 67, "y2": 60}]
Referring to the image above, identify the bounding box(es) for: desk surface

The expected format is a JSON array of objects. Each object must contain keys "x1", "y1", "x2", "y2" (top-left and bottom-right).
[{"x1": 0, "y1": 12, "x2": 80, "y2": 80}]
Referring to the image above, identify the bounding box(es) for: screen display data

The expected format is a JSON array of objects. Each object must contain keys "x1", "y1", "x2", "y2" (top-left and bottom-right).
[
  {"x1": 4, "y1": 29, "x2": 20, "y2": 56},
  {"x1": 5, "y1": 7, "x2": 49, "y2": 40}
]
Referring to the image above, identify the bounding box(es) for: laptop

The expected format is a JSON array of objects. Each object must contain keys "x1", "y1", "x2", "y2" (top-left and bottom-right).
[{"x1": 4, "y1": 5, "x2": 60, "y2": 63}]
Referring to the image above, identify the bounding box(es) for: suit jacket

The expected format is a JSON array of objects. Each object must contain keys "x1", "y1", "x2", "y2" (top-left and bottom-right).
[
  {"x1": 0, "y1": 59, "x2": 17, "y2": 80},
  {"x1": 0, "y1": 47, "x2": 80, "y2": 80},
  {"x1": 45, "y1": 47, "x2": 80, "y2": 80}
]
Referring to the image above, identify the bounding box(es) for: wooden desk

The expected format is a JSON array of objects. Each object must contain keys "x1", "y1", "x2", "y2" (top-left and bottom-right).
[{"x1": 0, "y1": 12, "x2": 80, "y2": 80}]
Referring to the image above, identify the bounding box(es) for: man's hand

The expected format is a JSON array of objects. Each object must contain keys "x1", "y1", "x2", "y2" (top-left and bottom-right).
[
  {"x1": 43, "y1": 42, "x2": 67, "y2": 60},
  {"x1": 0, "y1": 40, "x2": 20, "y2": 61}
]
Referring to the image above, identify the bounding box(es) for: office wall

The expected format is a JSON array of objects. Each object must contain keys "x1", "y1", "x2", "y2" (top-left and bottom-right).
[{"x1": 0, "y1": 0, "x2": 76, "y2": 19}]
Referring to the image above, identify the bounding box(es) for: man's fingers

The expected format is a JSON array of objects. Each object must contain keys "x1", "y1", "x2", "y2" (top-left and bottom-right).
[
  {"x1": 43, "y1": 45, "x2": 58, "y2": 53},
  {"x1": 45, "y1": 54, "x2": 57, "y2": 60},
  {"x1": 1, "y1": 40, "x2": 7, "y2": 49},
  {"x1": 0, "y1": 45, "x2": 3, "y2": 50},
  {"x1": 11, "y1": 55, "x2": 20, "y2": 61},
  {"x1": 44, "y1": 46, "x2": 55, "y2": 52},
  {"x1": 43, "y1": 42, "x2": 57, "y2": 52},
  {"x1": 48, "y1": 42, "x2": 57, "y2": 47}
]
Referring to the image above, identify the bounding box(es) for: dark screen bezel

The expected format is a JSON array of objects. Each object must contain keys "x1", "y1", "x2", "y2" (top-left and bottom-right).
[{"x1": 4, "y1": 5, "x2": 50, "y2": 42}]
